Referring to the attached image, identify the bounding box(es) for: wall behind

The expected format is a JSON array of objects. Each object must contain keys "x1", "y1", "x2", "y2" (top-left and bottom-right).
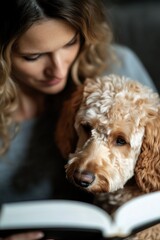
[{"x1": 105, "y1": 1, "x2": 160, "y2": 92}]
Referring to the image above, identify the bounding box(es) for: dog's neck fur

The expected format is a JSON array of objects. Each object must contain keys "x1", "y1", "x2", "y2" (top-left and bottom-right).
[{"x1": 94, "y1": 177, "x2": 143, "y2": 215}]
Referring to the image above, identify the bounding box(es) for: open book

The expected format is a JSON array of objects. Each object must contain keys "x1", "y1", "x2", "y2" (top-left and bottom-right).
[{"x1": 0, "y1": 191, "x2": 159, "y2": 239}]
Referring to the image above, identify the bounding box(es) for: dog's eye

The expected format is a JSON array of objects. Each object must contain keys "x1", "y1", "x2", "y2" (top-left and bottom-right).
[
  {"x1": 82, "y1": 123, "x2": 92, "y2": 134},
  {"x1": 116, "y1": 137, "x2": 127, "y2": 146}
]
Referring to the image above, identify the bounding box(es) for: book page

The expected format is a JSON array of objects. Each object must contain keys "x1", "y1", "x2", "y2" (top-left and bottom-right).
[
  {"x1": 0, "y1": 200, "x2": 113, "y2": 235},
  {"x1": 114, "y1": 191, "x2": 160, "y2": 236}
]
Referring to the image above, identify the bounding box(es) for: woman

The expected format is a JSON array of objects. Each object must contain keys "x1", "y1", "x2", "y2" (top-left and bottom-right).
[{"x1": 0, "y1": 0, "x2": 156, "y2": 239}]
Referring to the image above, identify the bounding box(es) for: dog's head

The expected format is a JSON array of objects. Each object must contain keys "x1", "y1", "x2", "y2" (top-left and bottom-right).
[{"x1": 56, "y1": 75, "x2": 160, "y2": 194}]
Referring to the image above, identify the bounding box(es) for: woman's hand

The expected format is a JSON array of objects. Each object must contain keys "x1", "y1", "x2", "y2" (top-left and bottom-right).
[{"x1": 0, "y1": 231, "x2": 45, "y2": 240}]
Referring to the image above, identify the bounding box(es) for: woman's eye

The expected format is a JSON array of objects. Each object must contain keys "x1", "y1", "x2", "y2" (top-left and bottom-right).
[
  {"x1": 23, "y1": 55, "x2": 41, "y2": 61},
  {"x1": 116, "y1": 137, "x2": 127, "y2": 146},
  {"x1": 65, "y1": 38, "x2": 78, "y2": 48}
]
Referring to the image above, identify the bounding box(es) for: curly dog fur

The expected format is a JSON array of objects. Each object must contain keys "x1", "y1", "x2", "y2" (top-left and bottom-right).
[{"x1": 56, "y1": 74, "x2": 160, "y2": 239}]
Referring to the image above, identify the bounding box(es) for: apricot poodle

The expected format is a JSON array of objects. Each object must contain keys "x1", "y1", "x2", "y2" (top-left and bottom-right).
[{"x1": 56, "y1": 74, "x2": 160, "y2": 239}]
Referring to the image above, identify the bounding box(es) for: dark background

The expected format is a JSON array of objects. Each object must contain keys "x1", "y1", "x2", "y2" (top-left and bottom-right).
[{"x1": 103, "y1": 0, "x2": 160, "y2": 92}]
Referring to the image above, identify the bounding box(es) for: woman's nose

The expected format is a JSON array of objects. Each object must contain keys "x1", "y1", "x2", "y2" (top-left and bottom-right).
[{"x1": 44, "y1": 52, "x2": 65, "y2": 77}]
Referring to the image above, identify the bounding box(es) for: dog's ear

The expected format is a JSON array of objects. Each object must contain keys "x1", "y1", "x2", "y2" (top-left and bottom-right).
[
  {"x1": 135, "y1": 113, "x2": 160, "y2": 192},
  {"x1": 55, "y1": 86, "x2": 84, "y2": 159}
]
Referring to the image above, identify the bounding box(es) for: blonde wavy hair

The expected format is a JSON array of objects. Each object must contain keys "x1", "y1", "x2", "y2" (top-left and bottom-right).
[{"x1": 0, "y1": 0, "x2": 112, "y2": 154}]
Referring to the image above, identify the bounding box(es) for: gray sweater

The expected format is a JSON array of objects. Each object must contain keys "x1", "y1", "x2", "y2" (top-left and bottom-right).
[{"x1": 0, "y1": 45, "x2": 156, "y2": 204}]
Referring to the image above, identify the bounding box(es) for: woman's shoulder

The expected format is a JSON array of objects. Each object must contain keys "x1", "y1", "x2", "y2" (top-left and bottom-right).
[{"x1": 103, "y1": 44, "x2": 156, "y2": 91}]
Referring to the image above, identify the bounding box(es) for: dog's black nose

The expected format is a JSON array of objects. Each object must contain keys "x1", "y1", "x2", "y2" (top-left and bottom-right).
[{"x1": 73, "y1": 170, "x2": 95, "y2": 188}]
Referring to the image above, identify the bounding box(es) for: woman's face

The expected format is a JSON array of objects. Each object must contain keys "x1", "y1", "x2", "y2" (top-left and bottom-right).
[{"x1": 11, "y1": 19, "x2": 80, "y2": 94}]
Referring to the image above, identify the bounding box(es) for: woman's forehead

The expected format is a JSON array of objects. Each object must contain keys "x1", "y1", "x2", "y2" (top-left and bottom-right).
[{"x1": 15, "y1": 19, "x2": 77, "y2": 53}]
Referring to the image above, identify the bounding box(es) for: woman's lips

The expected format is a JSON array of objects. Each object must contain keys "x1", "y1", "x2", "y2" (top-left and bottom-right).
[{"x1": 40, "y1": 77, "x2": 64, "y2": 86}]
